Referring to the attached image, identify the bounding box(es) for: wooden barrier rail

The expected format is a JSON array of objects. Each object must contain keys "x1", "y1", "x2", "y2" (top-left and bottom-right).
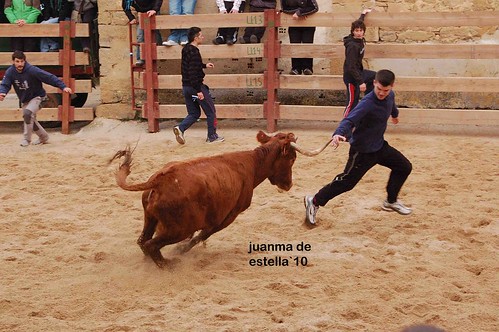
[
  {"x1": 0, "y1": 22, "x2": 94, "y2": 134},
  {"x1": 136, "y1": 11, "x2": 499, "y2": 132}
]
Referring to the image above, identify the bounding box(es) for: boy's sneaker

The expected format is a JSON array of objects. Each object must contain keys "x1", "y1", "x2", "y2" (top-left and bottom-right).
[
  {"x1": 162, "y1": 40, "x2": 178, "y2": 46},
  {"x1": 173, "y1": 126, "x2": 185, "y2": 145},
  {"x1": 135, "y1": 59, "x2": 145, "y2": 66},
  {"x1": 304, "y1": 195, "x2": 319, "y2": 225},
  {"x1": 213, "y1": 36, "x2": 224, "y2": 45},
  {"x1": 290, "y1": 69, "x2": 300, "y2": 75},
  {"x1": 20, "y1": 139, "x2": 30, "y2": 147},
  {"x1": 249, "y1": 34, "x2": 258, "y2": 43},
  {"x1": 206, "y1": 134, "x2": 224, "y2": 143},
  {"x1": 382, "y1": 200, "x2": 412, "y2": 215},
  {"x1": 238, "y1": 36, "x2": 246, "y2": 44},
  {"x1": 303, "y1": 68, "x2": 313, "y2": 75}
]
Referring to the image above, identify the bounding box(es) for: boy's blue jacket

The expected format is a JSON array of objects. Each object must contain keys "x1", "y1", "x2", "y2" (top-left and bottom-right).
[
  {"x1": 334, "y1": 90, "x2": 399, "y2": 153},
  {"x1": 0, "y1": 62, "x2": 67, "y2": 104}
]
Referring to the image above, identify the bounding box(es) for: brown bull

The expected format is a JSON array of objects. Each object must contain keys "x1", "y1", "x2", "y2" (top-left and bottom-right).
[{"x1": 110, "y1": 131, "x2": 331, "y2": 268}]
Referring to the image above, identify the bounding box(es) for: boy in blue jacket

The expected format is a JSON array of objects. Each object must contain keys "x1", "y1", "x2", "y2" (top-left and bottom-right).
[
  {"x1": 0, "y1": 51, "x2": 72, "y2": 146},
  {"x1": 304, "y1": 70, "x2": 413, "y2": 225}
]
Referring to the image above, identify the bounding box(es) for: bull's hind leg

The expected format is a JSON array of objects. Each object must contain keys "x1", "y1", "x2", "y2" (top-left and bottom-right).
[
  {"x1": 137, "y1": 214, "x2": 158, "y2": 256},
  {"x1": 143, "y1": 235, "x2": 182, "y2": 268}
]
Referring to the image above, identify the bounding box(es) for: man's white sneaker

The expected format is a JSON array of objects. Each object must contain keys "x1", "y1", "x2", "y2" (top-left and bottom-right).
[
  {"x1": 304, "y1": 195, "x2": 319, "y2": 225},
  {"x1": 20, "y1": 139, "x2": 30, "y2": 147},
  {"x1": 162, "y1": 40, "x2": 178, "y2": 46},
  {"x1": 382, "y1": 200, "x2": 412, "y2": 215},
  {"x1": 33, "y1": 138, "x2": 48, "y2": 145},
  {"x1": 173, "y1": 126, "x2": 185, "y2": 145}
]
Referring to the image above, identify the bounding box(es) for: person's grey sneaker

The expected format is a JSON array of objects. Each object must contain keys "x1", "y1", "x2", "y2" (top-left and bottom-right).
[
  {"x1": 162, "y1": 40, "x2": 179, "y2": 46},
  {"x1": 20, "y1": 139, "x2": 30, "y2": 147},
  {"x1": 173, "y1": 126, "x2": 185, "y2": 145},
  {"x1": 206, "y1": 134, "x2": 224, "y2": 143},
  {"x1": 382, "y1": 200, "x2": 412, "y2": 215},
  {"x1": 33, "y1": 138, "x2": 48, "y2": 145},
  {"x1": 290, "y1": 69, "x2": 300, "y2": 75},
  {"x1": 249, "y1": 34, "x2": 258, "y2": 43},
  {"x1": 303, "y1": 68, "x2": 313, "y2": 75},
  {"x1": 304, "y1": 195, "x2": 319, "y2": 225}
]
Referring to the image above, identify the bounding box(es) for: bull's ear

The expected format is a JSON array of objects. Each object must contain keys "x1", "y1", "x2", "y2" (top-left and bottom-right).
[{"x1": 257, "y1": 130, "x2": 271, "y2": 144}]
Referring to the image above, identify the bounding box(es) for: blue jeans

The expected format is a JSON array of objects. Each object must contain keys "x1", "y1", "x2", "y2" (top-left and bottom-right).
[
  {"x1": 179, "y1": 85, "x2": 217, "y2": 137},
  {"x1": 40, "y1": 17, "x2": 60, "y2": 52},
  {"x1": 136, "y1": 25, "x2": 163, "y2": 60},
  {"x1": 167, "y1": 0, "x2": 198, "y2": 43}
]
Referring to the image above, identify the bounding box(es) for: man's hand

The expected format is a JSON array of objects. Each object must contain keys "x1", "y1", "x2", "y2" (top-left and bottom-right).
[
  {"x1": 362, "y1": 8, "x2": 372, "y2": 15},
  {"x1": 206, "y1": 63, "x2": 214, "y2": 68},
  {"x1": 391, "y1": 117, "x2": 399, "y2": 124},
  {"x1": 146, "y1": 10, "x2": 156, "y2": 17},
  {"x1": 0, "y1": 93, "x2": 6, "y2": 101},
  {"x1": 129, "y1": 18, "x2": 137, "y2": 25},
  {"x1": 63, "y1": 87, "x2": 73, "y2": 94},
  {"x1": 197, "y1": 92, "x2": 204, "y2": 100},
  {"x1": 16, "y1": 19, "x2": 26, "y2": 26},
  {"x1": 359, "y1": 83, "x2": 367, "y2": 92},
  {"x1": 332, "y1": 134, "x2": 346, "y2": 148}
]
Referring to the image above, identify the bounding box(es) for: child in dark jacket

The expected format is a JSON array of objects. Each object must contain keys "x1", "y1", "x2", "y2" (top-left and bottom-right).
[
  {"x1": 281, "y1": 0, "x2": 318, "y2": 75},
  {"x1": 342, "y1": 8, "x2": 375, "y2": 117}
]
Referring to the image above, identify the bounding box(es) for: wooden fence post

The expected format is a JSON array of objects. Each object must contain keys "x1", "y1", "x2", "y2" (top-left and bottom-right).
[
  {"x1": 263, "y1": 9, "x2": 280, "y2": 133},
  {"x1": 140, "y1": 13, "x2": 160, "y2": 133},
  {"x1": 58, "y1": 20, "x2": 76, "y2": 134}
]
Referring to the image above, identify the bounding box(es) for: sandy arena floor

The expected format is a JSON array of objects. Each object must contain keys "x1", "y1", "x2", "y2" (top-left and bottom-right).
[{"x1": 0, "y1": 118, "x2": 497, "y2": 331}]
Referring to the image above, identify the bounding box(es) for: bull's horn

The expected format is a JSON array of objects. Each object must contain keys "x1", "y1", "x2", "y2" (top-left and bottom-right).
[{"x1": 290, "y1": 139, "x2": 333, "y2": 156}]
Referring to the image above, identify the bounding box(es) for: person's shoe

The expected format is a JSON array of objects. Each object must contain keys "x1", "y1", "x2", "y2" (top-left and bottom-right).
[
  {"x1": 162, "y1": 40, "x2": 179, "y2": 46},
  {"x1": 20, "y1": 139, "x2": 30, "y2": 147},
  {"x1": 206, "y1": 134, "x2": 225, "y2": 143},
  {"x1": 382, "y1": 200, "x2": 412, "y2": 215},
  {"x1": 238, "y1": 36, "x2": 246, "y2": 44},
  {"x1": 173, "y1": 126, "x2": 185, "y2": 145},
  {"x1": 135, "y1": 59, "x2": 145, "y2": 66},
  {"x1": 290, "y1": 69, "x2": 300, "y2": 75},
  {"x1": 180, "y1": 40, "x2": 188, "y2": 46},
  {"x1": 213, "y1": 36, "x2": 224, "y2": 45},
  {"x1": 33, "y1": 138, "x2": 48, "y2": 145},
  {"x1": 226, "y1": 38, "x2": 234, "y2": 46},
  {"x1": 249, "y1": 34, "x2": 258, "y2": 43},
  {"x1": 304, "y1": 195, "x2": 319, "y2": 225},
  {"x1": 82, "y1": 47, "x2": 90, "y2": 53},
  {"x1": 303, "y1": 68, "x2": 313, "y2": 75}
]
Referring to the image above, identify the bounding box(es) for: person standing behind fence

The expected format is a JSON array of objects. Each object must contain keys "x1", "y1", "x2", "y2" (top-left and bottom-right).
[
  {"x1": 343, "y1": 8, "x2": 376, "y2": 117},
  {"x1": 281, "y1": 0, "x2": 318, "y2": 75},
  {"x1": 162, "y1": 0, "x2": 197, "y2": 46},
  {"x1": 173, "y1": 27, "x2": 224, "y2": 145},
  {"x1": 123, "y1": 0, "x2": 163, "y2": 66},
  {"x1": 4, "y1": 0, "x2": 42, "y2": 52},
  {"x1": 39, "y1": 0, "x2": 67, "y2": 52},
  {"x1": 239, "y1": 0, "x2": 275, "y2": 44},
  {"x1": 0, "y1": 51, "x2": 73, "y2": 146},
  {"x1": 212, "y1": 0, "x2": 245, "y2": 46},
  {"x1": 73, "y1": 0, "x2": 97, "y2": 53}
]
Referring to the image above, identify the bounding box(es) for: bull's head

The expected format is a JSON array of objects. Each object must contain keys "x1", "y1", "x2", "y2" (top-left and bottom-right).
[{"x1": 256, "y1": 131, "x2": 332, "y2": 191}]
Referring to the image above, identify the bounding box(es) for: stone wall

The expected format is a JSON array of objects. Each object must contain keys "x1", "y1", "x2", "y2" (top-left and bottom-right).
[{"x1": 95, "y1": 1, "x2": 498, "y2": 118}]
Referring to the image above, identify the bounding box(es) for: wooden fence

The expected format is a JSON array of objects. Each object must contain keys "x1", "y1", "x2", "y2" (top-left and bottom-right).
[
  {"x1": 0, "y1": 21, "x2": 94, "y2": 134},
  {"x1": 135, "y1": 10, "x2": 499, "y2": 133}
]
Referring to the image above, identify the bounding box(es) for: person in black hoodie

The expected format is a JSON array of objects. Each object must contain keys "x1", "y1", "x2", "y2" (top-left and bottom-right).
[
  {"x1": 342, "y1": 8, "x2": 375, "y2": 117},
  {"x1": 281, "y1": 0, "x2": 318, "y2": 75},
  {"x1": 122, "y1": 0, "x2": 163, "y2": 66}
]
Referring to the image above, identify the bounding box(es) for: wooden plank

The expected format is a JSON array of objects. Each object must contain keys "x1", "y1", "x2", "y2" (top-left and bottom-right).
[
  {"x1": 0, "y1": 52, "x2": 90, "y2": 66},
  {"x1": 279, "y1": 75, "x2": 499, "y2": 93},
  {"x1": 279, "y1": 44, "x2": 499, "y2": 59},
  {"x1": 278, "y1": 105, "x2": 499, "y2": 126},
  {"x1": 279, "y1": 11, "x2": 499, "y2": 28},
  {"x1": 150, "y1": 74, "x2": 265, "y2": 89},
  {"x1": 155, "y1": 13, "x2": 265, "y2": 29},
  {"x1": 0, "y1": 108, "x2": 94, "y2": 121},
  {"x1": 7, "y1": 80, "x2": 92, "y2": 94},
  {"x1": 156, "y1": 44, "x2": 265, "y2": 60},
  {"x1": 157, "y1": 104, "x2": 263, "y2": 119},
  {"x1": 0, "y1": 23, "x2": 89, "y2": 37}
]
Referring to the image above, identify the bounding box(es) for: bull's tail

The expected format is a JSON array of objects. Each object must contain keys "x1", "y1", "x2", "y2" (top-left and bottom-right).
[{"x1": 109, "y1": 145, "x2": 156, "y2": 192}]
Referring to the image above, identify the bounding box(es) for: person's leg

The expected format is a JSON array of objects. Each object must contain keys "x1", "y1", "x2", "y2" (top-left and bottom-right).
[
  {"x1": 167, "y1": 0, "x2": 182, "y2": 43},
  {"x1": 363, "y1": 69, "x2": 377, "y2": 94},
  {"x1": 302, "y1": 27, "x2": 316, "y2": 72},
  {"x1": 10, "y1": 37, "x2": 23, "y2": 52},
  {"x1": 288, "y1": 27, "x2": 301, "y2": 73},
  {"x1": 198, "y1": 85, "x2": 217, "y2": 137},
  {"x1": 136, "y1": 25, "x2": 144, "y2": 61},
  {"x1": 377, "y1": 142, "x2": 412, "y2": 203},
  {"x1": 80, "y1": 7, "x2": 97, "y2": 51},
  {"x1": 21, "y1": 97, "x2": 48, "y2": 146},
  {"x1": 154, "y1": 29, "x2": 163, "y2": 45},
  {"x1": 178, "y1": 0, "x2": 198, "y2": 44},
  {"x1": 178, "y1": 86, "x2": 202, "y2": 132},
  {"x1": 343, "y1": 82, "x2": 360, "y2": 117},
  {"x1": 314, "y1": 148, "x2": 378, "y2": 206}
]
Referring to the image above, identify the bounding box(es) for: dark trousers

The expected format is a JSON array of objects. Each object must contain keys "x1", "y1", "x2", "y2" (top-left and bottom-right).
[
  {"x1": 242, "y1": 6, "x2": 266, "y2": 42},
  {"x1": 11, "y1": 37, "x2": 38, "y2": 52},
  {"x1": 216, "y1": 1, "x2": 245, "y2": 43},
  {"x1": 314, "y1": 141, "x2": 412, "y2": 206},
  {"x1": 288, "y1": 26, "x2": 316, "y2": 72},
  {"x1": 179, "y1": 85, "x2": 218, "y2": 137},
  {"x1": 79, "y1": 6, "x2": 98, "y2": 50},
  {"x1": 343, "y1": 69, "x2": 376, "y2": 117}
]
